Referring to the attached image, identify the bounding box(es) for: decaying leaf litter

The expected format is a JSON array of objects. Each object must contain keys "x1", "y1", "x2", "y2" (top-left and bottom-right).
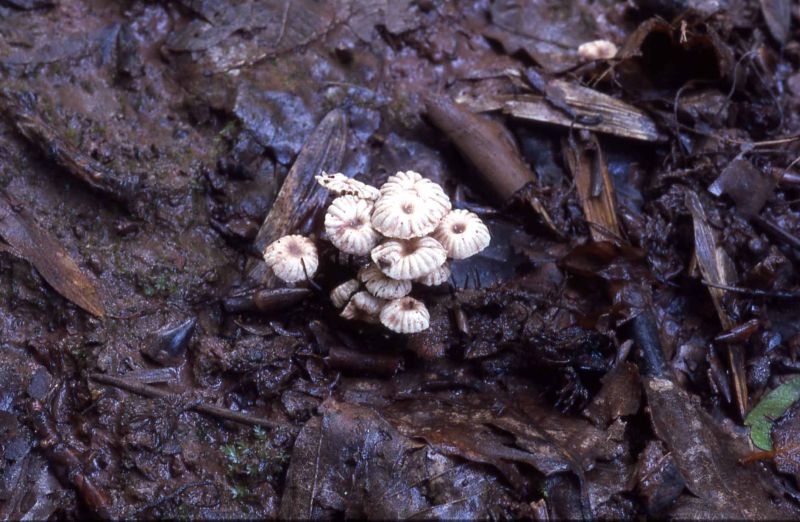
[{"x1": 1, "y1": 0, "x2": 800, "y2": 519}]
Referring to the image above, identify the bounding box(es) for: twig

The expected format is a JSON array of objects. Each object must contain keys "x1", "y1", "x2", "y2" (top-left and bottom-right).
[
  {"x1": 701, "y1": 280, "x2": 800, "y2": 299},
  {"x1": 89, "y1": 373, "x2": 292, "y2": 430}
]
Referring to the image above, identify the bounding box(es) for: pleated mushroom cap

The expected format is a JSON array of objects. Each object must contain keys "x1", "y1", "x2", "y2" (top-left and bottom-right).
[
  {"x1": 315, "y1": 172, "x2": 380, "y2": 200},
  {"x1": 380, "y1": 297, "x2": 430, "y2": 333},
  {"x1": 432, "y1": 210, "x2": 490, "y2": 259},
  {"x1": 262, "y1": 235, "x2": 318, "y2": 283},
  {"x1": 415, "y1": 261, "x2": 451, "y2": 286},
  {"x1": 340, "y1": 291, "x2": 386, "y2": 323},
  {"x1": 358, "y1": 264, "x2": 412, "y2": 299},
  {"x1": 370, "y1": 237, "x2": 447, "y2": 280},
  {"x1": 325, "y1": 195, "x2": 381, "y2": 255},
  {"x1": 371, "y1": 171, "x2": 451, "y2": 239},
  {"x1": 330, "y1": 279, "x2": 359, "y2": 309}
]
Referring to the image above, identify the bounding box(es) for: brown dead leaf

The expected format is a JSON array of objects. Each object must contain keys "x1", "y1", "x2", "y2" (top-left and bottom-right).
[{"x1": 0, "y1": 193, "x2": 105, "y2": 317}]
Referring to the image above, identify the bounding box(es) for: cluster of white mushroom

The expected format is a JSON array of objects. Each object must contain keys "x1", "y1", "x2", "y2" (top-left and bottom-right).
[{"x1": 261, "y1": 171, "x2": 490, "y2": 334}]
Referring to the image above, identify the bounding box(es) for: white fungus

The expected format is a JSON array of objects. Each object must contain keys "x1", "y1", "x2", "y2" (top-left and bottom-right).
[
  {"x1": 315, "y1": 172, "x2": 381, "y2": 200},
  {"x1": 370, "y1": 236, "x2": 447, "y2": 280},
  {"x1": 324, "y1": 195, "x2": 381, "y2": 255},
  {"x1": 415, "y1": 261, "x2": 451, "y2": 286},
  {"x1": 358, "y1": 264, "x2": 412, "y2": 299},
  {"x1": 577, "y1": 40, "x2": 618, "y2": 61},
  {"x1": 371, "y1": 171, "x2": 452, "y2": 239},
  {"x1": 340, "y1": 291, "x2": 386, "y2": 323},
  {"x1": 262, "y1": 235, "x2": 318, "y2": 283},
  {"x1": 380, "y1": 297, "x2": 430, "y2": 333},
  {"x1": 432, "y1": 209, "x2": 490, "y2": 259},
  {"x1": 330, "y1": 279, "x2": 359, "y2": 309}
]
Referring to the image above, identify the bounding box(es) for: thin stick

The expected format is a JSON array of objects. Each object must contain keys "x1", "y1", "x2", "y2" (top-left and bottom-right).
[
  {"x1": 701, "y1": 280, "x2": 800, "y2": 299},
  {"x1": 89, "y1": 373, "x2": 291, "y2": 430}
]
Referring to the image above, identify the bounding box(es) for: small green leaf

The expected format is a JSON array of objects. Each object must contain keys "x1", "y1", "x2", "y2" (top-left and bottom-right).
[{"x1": 744, "y1": 377, "x2": 800, "y2": 450}]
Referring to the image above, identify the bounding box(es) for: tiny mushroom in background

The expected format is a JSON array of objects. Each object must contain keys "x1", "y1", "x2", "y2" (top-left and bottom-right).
[
  {"x1": 380, "y1": 296, "x2": 430, "y2": 334},
  {"x1": 330, "y1": 279, "x2": 359, "y2": 308},
  {"x1": 324, "y1": 195, "x2": 381, "y2": 255},
  {"x1": 371, "y1": 236, "x2": 447, "y2": 280},
  {"x1": 341, "y1": 290, "x2": 386, "y2": 323},
  {"x1": 315, "y1": 172, "x2": 380, "y2": 200},
  {"x1": 263, "y1": 234, "x2": 318, "y2": 283},
  {"x1": 358, "y1": 263, "x2": 412, "y2": 299},
  {"x1": 432, "y1": 209, "x2": 491, "y2": 259},
  {"x1": 577, "y1": 39, "x2": 618, "y2": 61}
]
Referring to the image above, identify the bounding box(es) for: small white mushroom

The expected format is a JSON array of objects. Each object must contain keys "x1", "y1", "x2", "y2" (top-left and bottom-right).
[
  {"x1": 370, "y1": 237, "x2": 447, "y2": 280},
  {"x1": 324, "y1": 195, "x2": 381, "y2": 255},
  {"x1": 577, "y1": 40, "x2": 618, "y2": 61},
  {"x1": 315, "y1": 172, "x2": 380, "y2": 200},
  {"x1": 330, "y1": 279, "x2": 359, "y2": 308},
  {"x1": 432, "y1": 209, "x2": 490, "y2": 259},
  {"x1": 371, "y1": 171, "x2": 451, "y2": 239},
  {"x1": 415, "y1": 261, "x2": 451, "y2": 286},
  {"x1": 340, "y1": 291, "x2": 386, "y2": 323},
  {"x1": 380, "y1": 297, "x2": 430, "y2": 333},
  {"x1": 262, "y1": 235, "x2": 318, "y2": 283},
  {"x1": 358, "y1": 264, "x2": 412, "y2": 299}
]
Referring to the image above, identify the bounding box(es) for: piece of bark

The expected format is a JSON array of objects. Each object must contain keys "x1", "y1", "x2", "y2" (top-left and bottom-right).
[
  {"x1": 245, "y1": 108, "x2": 347, "y2": 284},
  {"x1": 685, "y1": 190, "x2": 747, "y2": 417},
  {"x1": 0, "y1": 193, "x2": 105, "y2": 317},
  {"x1": 462, "y1": 81, "x2": 663, "y2": 142},
  {"x1": 423, "y1": 94, "x2": 557, "y2": 232},
  {"x1": 562, "y1": 134, "x2": 621, "y2": 242}
]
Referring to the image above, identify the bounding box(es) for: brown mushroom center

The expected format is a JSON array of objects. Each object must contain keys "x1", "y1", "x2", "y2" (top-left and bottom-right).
[
  {"x1": 451, "y1": 222, "x2": 467, "y2": 234},
  {"x1": 287, "y1": 242, "x2": 304, "y2": 257},
  {"x1": 401, "y1": 202, "x2": 415, "y2": 214},
  {"x1": 348, "y1": 217, "x2": 365, "y2": 228},
  {"x1": 401, "y1": 299, "x2": 417, "y2": 311}
]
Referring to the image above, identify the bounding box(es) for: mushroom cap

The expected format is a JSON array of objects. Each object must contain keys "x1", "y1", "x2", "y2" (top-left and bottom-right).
[
  {"x1": 370, "y1": 237, "x2": 447, "y2": 280},
  {"x1": 371, "y1": 171, "x2": 452, "y2": 239},
  {"x1": 340, "y1": 291, "x2": 386, "y2": 323},
  {"x1": 324, "y1": 195, "x2": 381, "y2": 255},
  {"x1": 432, "y1": 210, "x2": 490, "y2": 259},
  {"x1": 330, "y1": 279, "x2": 359, "y2": 308},
  {"x1": 358, "y1": 264, "x2": 412, "y2": 299},
  {"x1": 577, "y1": 40, "x2": 618, "y2": 61},
  {"x1": 316, "y1": 172, "x2": 380, "y2": 200},
  {"x1": 380, "y1": 297, "x2": 430, "y2": 333},
  {"x1": 415, "y1": 261, "x2": 451, "y2": 286},
  {"x1": 263, "y1": 235, "x2": 318, "y2": 283}
]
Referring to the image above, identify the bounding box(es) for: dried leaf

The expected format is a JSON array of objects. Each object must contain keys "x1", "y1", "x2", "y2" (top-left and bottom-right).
[
  {"x1": 744, "y1": 377, "x2": 800, "y2": 451},
  {"x1": 771, "y1": 400, "x2": 800, "y2": 481},
  {"x1": 483, "y1": 0, "x2": 594, "y2": 73},
  {"x1": 644, "y1": 377, "x2": 795, "y2": 519},
  {"x1": 0, "y1": 194, "x2": 105, "y2": 317},
  {"x1": 279, "y1": 399, "x2": 532, "y2": 519}
]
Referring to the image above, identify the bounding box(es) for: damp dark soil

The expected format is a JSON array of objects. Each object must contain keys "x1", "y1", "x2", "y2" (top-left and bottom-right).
[{"x1": 2, "y1": 0, "x2": 800, "y2": 519}]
